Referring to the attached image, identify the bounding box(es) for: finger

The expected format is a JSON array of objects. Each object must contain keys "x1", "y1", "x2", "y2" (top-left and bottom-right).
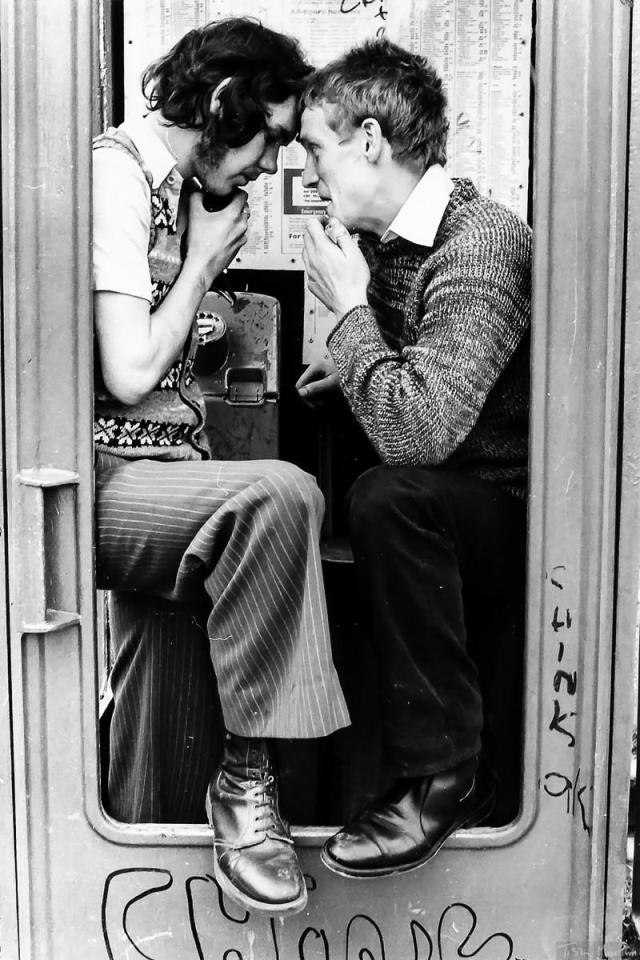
[
  {"x1": 305, "y1": 217, "x2": 325, "y2": 246},
  {"x1": 301, "y1": 376, "x2": 338, "y2": 398},
  {"x1": 295, "y1": 366, "x2": 317, "y2": 390},
  {"x1": 302, "y1": 237, "x2": 322, "y2": 274},
  {"x1": 296, "y1": 363, "x2": 324, "y2": 390},
  {"x1": 297, "y1": 379, "x2": 324, "y2": 404},
  {"x1": 325, "y1": 217, "x2": 352, "y2": 250},
  {"x1": 228, "y1": 188, "x2": 249, "y2": 212}
]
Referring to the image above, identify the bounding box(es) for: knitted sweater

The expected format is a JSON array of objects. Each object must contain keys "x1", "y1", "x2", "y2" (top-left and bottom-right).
[
  {"x1": 328, "y1": 179, "x2": 531, "y2": 498},
  {"x1": 93, "y1": 128, "x2": 209, "y2": 461}
]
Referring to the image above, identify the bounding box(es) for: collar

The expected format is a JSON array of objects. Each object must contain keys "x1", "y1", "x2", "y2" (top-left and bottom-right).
[
  {"x1": 120, "y1": 116, "x2": 181, "y2": 189},
  {"x1": 381, "y1": 164, "x2": 454, "y2": 246}
]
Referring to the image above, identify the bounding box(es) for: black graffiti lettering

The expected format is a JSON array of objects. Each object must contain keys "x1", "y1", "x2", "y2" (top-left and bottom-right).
[
  {"x1": 437, "y1": 902, "x2": 514, "y2": 959},
  {"x1": 340, "y1": 0, "x2": 379, "y2": 11},
  {"x1": 186, "y1": 876, "x2": 208, "y2": 960},
  {"x1": 103, "y1": 875, "x2": 521, "y2": 959},
  {"x1": 270, "y1": 918, "x2": 281, "y2": 960},
  {"x1": 543, "y1": 771, "x2": 573, "y2": 812},
  {"x1": 209, "y1": 874, "x2": 250, "y2": 924},
  {"x1": 553, "y1": 669, "x2": 577, "y2": 695},
  {"x1": 186, "y1": 875, "x2": 250, "y2": 959},
  {"x1": 549, "y1": 699, "x2": 576, "y2": 746},
  {"x1": 557, "y1": 640, "x2": 565, "y2": 662},
  {"x1": 576, "y1": 781, "x2": 592, "y2": 835},
  {"x1": 375, "y1": 4, "x2": 389, "y2": 20},
  {"x1": 409, "y1": 919, "x2": 433, "y2": 959},
  {"x1": 102, "y1": 868, "x2": 174, "y2": 960},
  {"x1": 298, "y1": 926, "x2": 330, "y2": 958},
  {"x1": 543, "y1": 768, "x2": 592, "y2": 834},
  {"x1": 551, "y1": 606, "x2": 572, "y2": 632},
  {"x1": 346, "y1": 914, "x2": 386, "y2": 959}
]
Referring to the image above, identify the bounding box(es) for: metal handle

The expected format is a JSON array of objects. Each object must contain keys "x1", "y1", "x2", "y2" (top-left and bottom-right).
[{"x1": 16, "y1": 467, "x2": 81, "y2": 634}]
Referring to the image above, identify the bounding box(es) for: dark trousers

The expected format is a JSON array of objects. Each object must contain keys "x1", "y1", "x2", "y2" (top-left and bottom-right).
[
  {"x1": 347, "y1": 466, "x2": 527, "y2": 808},
  {"x1": 106, "y1": 594, "x2": 221, "y2": 823}
]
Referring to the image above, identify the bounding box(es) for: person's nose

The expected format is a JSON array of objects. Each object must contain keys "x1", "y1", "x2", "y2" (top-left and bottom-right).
[
  {"x1": 258, "y1": 143, "x2": 279, "y2": 175},
  {"x1": 302, "y1": 153, "x2": 317, "y2": 187}
]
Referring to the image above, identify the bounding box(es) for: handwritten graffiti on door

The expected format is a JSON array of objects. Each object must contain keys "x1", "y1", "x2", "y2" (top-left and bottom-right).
[{"x1": 102, "y1": 867, "x2": 519, "y2": 959}]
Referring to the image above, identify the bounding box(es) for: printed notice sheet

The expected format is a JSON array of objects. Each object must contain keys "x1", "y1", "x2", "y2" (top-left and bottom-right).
[{"x1": 124, "y1": 0, "x2": 532, "y2": 358}]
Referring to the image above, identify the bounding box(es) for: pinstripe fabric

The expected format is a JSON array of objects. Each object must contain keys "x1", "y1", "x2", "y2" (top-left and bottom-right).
[
  {"x1": 106, "y1": 593, "x2": 221, "y2": 822},
  {"x1": 95, "y1": 453, "x2": 350, "y2": 742}
]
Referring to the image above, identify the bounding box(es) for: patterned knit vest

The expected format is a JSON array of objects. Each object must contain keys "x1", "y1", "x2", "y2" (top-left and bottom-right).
[{"x1": 93, "y1": 128, "x2": 209, "y2": 461}]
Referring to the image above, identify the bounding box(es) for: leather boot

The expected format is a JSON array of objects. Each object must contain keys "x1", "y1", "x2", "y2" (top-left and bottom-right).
[
  {"x1": 321, "y1": 756, "x2": 494, "y2": 878},
  {"x1": 206, "y1": 733, "x2": 307, "y2": 914}
]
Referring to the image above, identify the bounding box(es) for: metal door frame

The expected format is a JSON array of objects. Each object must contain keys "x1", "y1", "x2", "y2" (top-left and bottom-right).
[{"x1": 0, "y1": 1, "x2": 637, "y2": 957}]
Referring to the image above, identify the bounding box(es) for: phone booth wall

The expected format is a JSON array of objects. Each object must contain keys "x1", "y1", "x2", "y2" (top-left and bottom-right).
[{"x1": 0, "y1": 1, "x2": 637, "y2": 958}]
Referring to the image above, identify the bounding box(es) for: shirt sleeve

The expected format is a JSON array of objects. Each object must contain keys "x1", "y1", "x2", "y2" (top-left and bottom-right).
[
  {"x1": 327, "y1": 220, "x2": 531, "y2": 466},
  {"x1": 92, "y1": 146, "x2": 152, "y2": 302}
]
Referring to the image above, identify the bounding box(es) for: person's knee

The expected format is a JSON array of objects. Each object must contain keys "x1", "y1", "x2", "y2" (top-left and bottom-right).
[
  {"x1": 347, "y1": 465, "x2": 417, "y2": 538},
  {"x1": 347, "y1": 465, "x2": 448, "y2": 536},
  {"x1": 263, "y1": 461, "x2": 325, "y2": 521}
]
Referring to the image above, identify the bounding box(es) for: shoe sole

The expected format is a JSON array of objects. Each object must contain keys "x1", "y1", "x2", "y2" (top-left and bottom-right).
[
  {"x1": 206, "y1": 793, "x2": 308, "y2": 916},
  {"x1": 320, "y1": 792, "x2": 495, "y2": 880},
  {"x1": 211, "y1": 857, "x2": 308, "y2": 916}
]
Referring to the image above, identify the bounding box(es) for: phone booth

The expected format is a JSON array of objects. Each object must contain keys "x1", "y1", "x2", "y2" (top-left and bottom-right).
[{"x1": 0, "y1": 1, "x2": 639, "y2": 958}]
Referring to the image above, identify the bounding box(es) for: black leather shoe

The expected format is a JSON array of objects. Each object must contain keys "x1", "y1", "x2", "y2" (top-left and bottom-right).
[
  {"x1": 206, "y1": 734, "x2": 307, "y2": 915},
  {"x1": 321, "y1": 756, "x2": 494, "y2": 878}
]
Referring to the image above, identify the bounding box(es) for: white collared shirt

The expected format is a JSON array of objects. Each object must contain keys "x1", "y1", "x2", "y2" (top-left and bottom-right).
[
  {"x1": 119, "y1": 115, "x2": 180, "y2": 189},
  {"x1": 380, "y1": 163, "x2": 454, "y2": 247},
  {"x1": 93, "y1": 117, "x2": 182, "y2": 302}
]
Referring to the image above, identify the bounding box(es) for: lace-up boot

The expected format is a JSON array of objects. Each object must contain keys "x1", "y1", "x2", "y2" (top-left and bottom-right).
[{"x1": 206, "y1": 733, "x2": 307, "y2": 915}]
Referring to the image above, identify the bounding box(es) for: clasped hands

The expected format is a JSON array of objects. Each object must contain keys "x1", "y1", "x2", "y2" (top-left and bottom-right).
[{"x1": 297, "y1": 216, "x2": 370, "y2": 406}]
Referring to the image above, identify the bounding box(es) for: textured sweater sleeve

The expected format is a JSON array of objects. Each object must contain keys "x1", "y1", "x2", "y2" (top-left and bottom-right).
[{"x1": 327, "y1": 220, "x2": 531, "y2": 466}]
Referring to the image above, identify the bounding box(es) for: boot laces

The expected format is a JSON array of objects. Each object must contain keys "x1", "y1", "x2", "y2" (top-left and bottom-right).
[{"x1": 248, "y1": 774, "x2": 292, "y2": 844}]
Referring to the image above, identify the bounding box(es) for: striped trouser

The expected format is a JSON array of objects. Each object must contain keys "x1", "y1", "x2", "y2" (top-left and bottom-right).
[{"x1": 95, "y1": 453, "x2": 350, "y2": 822}]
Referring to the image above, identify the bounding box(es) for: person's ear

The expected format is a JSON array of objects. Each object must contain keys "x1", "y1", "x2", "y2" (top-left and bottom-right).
[
  {"x1": 360, "y1": 117, "x2": 384, "y2": 163},
  {"x1": 209, "y1": 77, "x2": 232, "y2": 117}
]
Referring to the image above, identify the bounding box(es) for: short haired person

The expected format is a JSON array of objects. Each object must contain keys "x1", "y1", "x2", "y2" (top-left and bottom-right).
[
  {"x1": 93, "y1": 18, "x2": 349, "y2": 914},
  {"x1": 297, "y1": 39, "x2": 531, "y2": 877}
]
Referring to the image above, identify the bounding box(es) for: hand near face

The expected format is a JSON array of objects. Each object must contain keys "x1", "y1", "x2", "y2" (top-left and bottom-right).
[
  {"x1": 302, "y1": 217, "x2": 370, "y2": 318},
  {"x1": 184, "y1": 188, "x2": 249, "y2": 283}
]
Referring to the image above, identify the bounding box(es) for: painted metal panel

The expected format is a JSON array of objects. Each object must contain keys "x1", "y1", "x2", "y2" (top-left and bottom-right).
[
  {"x1": 528, "y1": 2, "x2": 631, "y2": 953},
  {"x1": 0, "y1": 0, "x2": 636, "y2": 957},
  {"x1": 0, "y1": 271, "x2": 20, "y2": 960},
  {"x1": 612, "y1": 5, "x2": 640, "y2": 949},
  {"x1": 0, "y1": 1, "x2": 98, "y2": 959}
]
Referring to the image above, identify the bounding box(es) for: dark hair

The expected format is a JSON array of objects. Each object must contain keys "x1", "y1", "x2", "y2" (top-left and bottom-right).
[
  {"x1": 302, "y1": 38, "x2": 448, "y2": 168},
  {"x1": 142, "y1": 18, "x2": 312, "y2": 150}
]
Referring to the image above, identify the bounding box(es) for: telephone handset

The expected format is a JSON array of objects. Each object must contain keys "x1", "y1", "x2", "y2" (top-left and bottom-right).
[
  {"x1": 195, "y1": 181, "x2": 234, "y2": 214},
  {"x1": 187, "y1": 177, "x2": 238, "y2": 305}
]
